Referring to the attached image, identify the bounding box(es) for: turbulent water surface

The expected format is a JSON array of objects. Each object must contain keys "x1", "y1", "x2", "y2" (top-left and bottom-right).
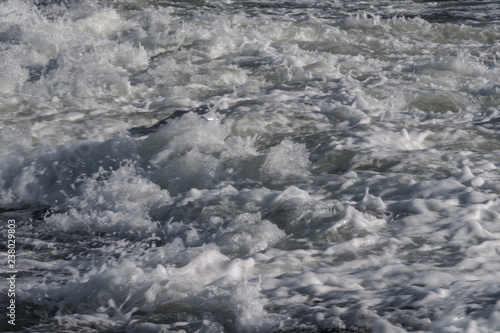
[{"x1": 2, "y1": 0, "x2": 500, "y2": 332}]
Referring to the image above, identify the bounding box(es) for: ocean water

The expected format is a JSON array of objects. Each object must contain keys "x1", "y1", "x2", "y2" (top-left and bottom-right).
[{"x1": 2, "y1": 0, "x2": 500, "y2": 332}]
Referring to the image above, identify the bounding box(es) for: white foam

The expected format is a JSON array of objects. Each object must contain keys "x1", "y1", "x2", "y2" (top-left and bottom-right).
[
  {"x1": 76, "y1": 8, "x2": 126, "y2": 38},
  {"x1": 261, "y1": 138, "x2": 311, "y2": 181},
  {"x1": 4, "y1": 0, "x2": 500, "y2": 331}
]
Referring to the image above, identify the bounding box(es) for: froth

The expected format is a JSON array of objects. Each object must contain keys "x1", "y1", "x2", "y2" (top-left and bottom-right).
[{"x1": 4, "y1": 0, "x2": 500, "y2": 332}]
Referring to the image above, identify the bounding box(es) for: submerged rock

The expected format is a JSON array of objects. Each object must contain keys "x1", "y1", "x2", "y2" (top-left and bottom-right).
[{"x1": 128, "y1": 105, "x2": 211, "y2": 137}]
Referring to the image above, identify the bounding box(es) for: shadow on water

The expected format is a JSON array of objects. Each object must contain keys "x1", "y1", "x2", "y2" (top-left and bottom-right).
[{"x1": 405, "y1": 0, "x2": 500, "y2": 25}]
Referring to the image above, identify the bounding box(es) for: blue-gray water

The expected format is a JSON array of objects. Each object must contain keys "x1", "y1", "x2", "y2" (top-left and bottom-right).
[{"x1": 2, "y1": 1, "x2": 500, "y2": 332}]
